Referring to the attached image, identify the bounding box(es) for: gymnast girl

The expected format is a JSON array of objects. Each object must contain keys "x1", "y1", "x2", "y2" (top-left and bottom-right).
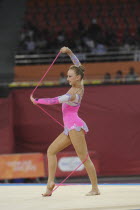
[{"x1": 30, "y1": 47, "x2": 100, "y2": 196}]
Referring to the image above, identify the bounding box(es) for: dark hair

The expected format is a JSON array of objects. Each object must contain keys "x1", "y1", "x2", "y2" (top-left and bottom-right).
[{"x1": 69, "y1": 65, "x2": 85, "y2": 80}]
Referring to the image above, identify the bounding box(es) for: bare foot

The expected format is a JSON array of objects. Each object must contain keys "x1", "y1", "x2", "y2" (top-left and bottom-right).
[
  {"x1": 85, "y1": 188, "x2": 100, "y2": 196},
  {"x1": 42, "y1": 182, "x2": 55, "y2": 197}
]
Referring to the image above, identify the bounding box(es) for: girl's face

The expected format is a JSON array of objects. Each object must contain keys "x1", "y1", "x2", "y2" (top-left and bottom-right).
[{"x1": 67, "y1": 69, "x2": 80, "y2": 86}]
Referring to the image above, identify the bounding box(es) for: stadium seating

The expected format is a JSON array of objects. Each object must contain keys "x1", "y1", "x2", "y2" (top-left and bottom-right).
[{"x1": 22, "y1": 0, "x2": 140, "y2": 48}]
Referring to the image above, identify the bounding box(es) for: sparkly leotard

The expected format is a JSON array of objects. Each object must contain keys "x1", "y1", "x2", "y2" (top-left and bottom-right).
[{"x1": 62, "y1": 94, "x2": 89, "y2": 135}]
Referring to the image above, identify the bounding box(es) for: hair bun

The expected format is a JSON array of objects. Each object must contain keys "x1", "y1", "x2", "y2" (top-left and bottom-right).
[
  {"x1": 79, "y1": 65, "x2": 85, "y2": 73},
  {"x1": 69, "y1": 64, "x2": 85, "y2": 79}
]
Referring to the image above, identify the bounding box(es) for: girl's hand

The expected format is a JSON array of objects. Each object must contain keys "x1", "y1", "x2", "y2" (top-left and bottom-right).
[
  {"x1": 30, "y1": 94, "x2": 37, "y2": 105},
  {"x1": 60, "y1": 46, "x2": 72, "y2": 55}
]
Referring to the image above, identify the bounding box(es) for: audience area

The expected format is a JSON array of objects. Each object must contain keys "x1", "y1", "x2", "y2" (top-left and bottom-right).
[{"x1": 17, "y1": 0, "x2": 140, "y2": 54}]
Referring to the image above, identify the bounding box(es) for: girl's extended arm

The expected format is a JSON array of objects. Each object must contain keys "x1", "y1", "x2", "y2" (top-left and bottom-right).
[{"x1": 30, "y1": 93, "x2": 75, "y2": 105}]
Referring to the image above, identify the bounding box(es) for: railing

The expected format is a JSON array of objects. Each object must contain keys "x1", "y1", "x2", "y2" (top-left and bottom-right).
[
  {"x1": 15, "y1": 47, "x2": 140, "y2": 65},
  {"x1": 11, "y1": 46, "x2": 140, "y2": 87},
  {"x1": 8, "y1": 77, "x2": 140, "y2": 88}
]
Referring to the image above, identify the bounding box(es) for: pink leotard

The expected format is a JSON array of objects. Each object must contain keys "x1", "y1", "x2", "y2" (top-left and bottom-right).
[
  {"x1": 35, "y1": 93, "x2": 89, "y2": 135},
  {"x1": 62, "y1": 94, "x2": 89, "y2": 136}
]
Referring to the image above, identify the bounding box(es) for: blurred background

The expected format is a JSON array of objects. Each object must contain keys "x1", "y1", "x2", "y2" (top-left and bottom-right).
[{"x1": 0, "y1": 0, "x2": 140, "y2": 184}]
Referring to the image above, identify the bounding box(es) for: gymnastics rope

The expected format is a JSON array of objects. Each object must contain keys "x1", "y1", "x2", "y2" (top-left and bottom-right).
[{"x1": 31, "y1": 51, "x2": 89, "y2": 195}]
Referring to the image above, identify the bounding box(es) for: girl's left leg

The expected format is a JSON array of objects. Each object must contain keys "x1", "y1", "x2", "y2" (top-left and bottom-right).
[
  {"x1": 69, "y1": 129, "x2": 100, "y2": 196},
  {"x1": 42, "y1": 132, "x2": 71, "y2": 196}
]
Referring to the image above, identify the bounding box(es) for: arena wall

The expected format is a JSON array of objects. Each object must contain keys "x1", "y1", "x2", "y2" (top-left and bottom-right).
[{"x1": 0, "y1": 85, "x2": 140, "y2": 176}]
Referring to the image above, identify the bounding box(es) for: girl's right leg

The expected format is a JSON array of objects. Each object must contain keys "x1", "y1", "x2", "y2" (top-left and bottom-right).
[
  {"x1": 69, "y1": 129, "x2": 100, "y2": 196},
  {"x1": 42, "y1": 132, "x2": 71, "y2": 196}
]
